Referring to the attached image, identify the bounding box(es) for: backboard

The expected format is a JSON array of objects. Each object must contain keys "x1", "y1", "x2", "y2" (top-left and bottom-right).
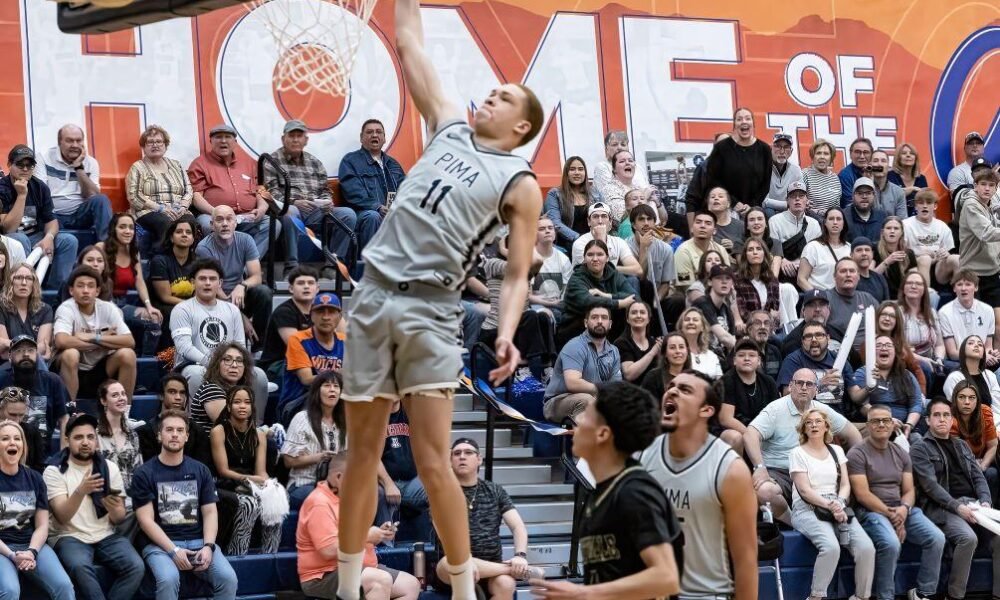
[{"x1": 56, "y1": 0, "x2": 247, "y2": 34}]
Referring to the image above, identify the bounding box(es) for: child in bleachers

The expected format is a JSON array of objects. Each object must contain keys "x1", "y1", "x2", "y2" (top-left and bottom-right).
[
  {"x1": 210, "y1": 385, "x2": 283, "y2": 555},
  {"x1": 189, "y1": 342, "x2": 256, "y2": 439},
  {"x1": 281, "y1": 371, "x2": 346, "y2": 509}
]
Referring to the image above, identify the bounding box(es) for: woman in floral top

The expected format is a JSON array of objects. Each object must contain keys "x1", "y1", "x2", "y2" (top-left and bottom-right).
[
  {"x1": 96, "y1": 380, "x2": 143, "y2": 508},
  {"x1": 280, "y1": 371, "x2": 346, "y2": 508}
]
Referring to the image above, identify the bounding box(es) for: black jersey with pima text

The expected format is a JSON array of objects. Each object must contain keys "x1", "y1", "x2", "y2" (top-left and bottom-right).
[{"x1": 579, "y1": 461, "x2": 684, "y2": 595}]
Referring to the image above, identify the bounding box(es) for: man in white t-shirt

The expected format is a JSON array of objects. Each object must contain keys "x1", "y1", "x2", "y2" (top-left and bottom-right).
[
  {"x1": 904, "y1": 189, "x2": 959, "y2": 287},
  {"x1": 769, "y1": 182, "x2": 821, "y2": 280},
  {"x1": 529, "y1": 215, "x2": 572, "y2": 321},
  {"x1": 53, "y1": 266, "x2": 136, "y2": 400},
  {"x1": 44, "y1": 413, "x2": 145, "y2": 599},
  {"x1": 569, "y1": 202, "x2": 641, "y2": 275},
  {"x1": 34, "y1": 125, "x2": 113, "y2": 241},
  {"x1": 938, "y1": 269, "x2": 1000, "y2": 366}
]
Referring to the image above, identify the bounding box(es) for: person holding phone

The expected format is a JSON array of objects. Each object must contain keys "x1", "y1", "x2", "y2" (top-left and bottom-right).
[{"x1": 44, "y1": 412, "x2": 145, "y2": 600}]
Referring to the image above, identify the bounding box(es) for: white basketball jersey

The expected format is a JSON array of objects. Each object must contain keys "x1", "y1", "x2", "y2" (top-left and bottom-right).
[
  {"x1": 362, "y1": 120, "x2": 534, "y2": 291},
  {"x1": 639, "y1": 433, "x2": 739, "y2": 599}
]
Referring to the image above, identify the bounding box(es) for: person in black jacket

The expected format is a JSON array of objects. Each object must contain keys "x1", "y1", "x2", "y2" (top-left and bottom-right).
[
  {"x1": 136, "y1": 374, "x2": 211, "y2": 466},
  {"x1": 705, "y1": 109, "x2": 771, "y2": 214},
  {"x1": 911, "y1": 396, "x2": 1000, "y2": 600}
]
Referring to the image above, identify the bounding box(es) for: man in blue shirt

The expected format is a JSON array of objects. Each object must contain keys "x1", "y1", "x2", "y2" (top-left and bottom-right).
[
  {"x1": 845, "y1": 178, "x2": 887, "y2": 244},
  {"x1": 839, "y1": 137, "x2": 873, "y2": 207},
  {"x1": 0, "y1": 145, "x2": 78, "y2": 289},
  {"x1": 130, "y1": 410, "x2": 238, "y2": 600},
  {"x1": 543, "y1": 305, "x2": 623, "y2": 423},
  {"x1": 337, "y1": 119, "x2": 406, "y2": 253},
  {"x1": 777, "y1": 320, "x2": 863, "y2": 417},
  {"x1": 279, "y1": 292, "x2": 344, "y2": 420}
]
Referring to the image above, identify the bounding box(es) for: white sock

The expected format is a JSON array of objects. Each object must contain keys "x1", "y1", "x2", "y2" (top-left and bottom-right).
[
  {"x1": 336, "y1": 549, "x2": 364, "y2": 600},
  {"x1": 447, "y1": 558, "x2": 477, "y2": 600}
]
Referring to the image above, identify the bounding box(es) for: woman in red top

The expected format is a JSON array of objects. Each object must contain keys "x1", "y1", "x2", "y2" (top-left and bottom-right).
[
  {"x1": 97, "y1": 213, "x2": 162, "y2": 324},
  {"x1": 950, "y1": 379, "x2": 999, "y2": 496}
]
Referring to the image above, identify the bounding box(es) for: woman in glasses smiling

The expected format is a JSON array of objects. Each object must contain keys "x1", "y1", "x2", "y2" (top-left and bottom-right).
[
  {"x1": 852, "y1": 335, "x2": 923, "y2": 440},
  {"x1": 189, "y1": 342, "x2": 255, "y2": 438}
]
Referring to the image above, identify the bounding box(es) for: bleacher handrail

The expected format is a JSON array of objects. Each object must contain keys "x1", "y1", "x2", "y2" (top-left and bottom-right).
[{"x1": 256, "y1": 152, "x2": 291, "y2": 287}]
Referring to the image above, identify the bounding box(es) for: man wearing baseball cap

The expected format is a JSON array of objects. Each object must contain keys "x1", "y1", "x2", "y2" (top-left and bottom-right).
[
  {"x1": 763, "y1": 132, "x2": 802, "y2": 214},
  {"x1": 780, "y1": 289, "x2": 846, "y2": 358},
  {"x1": 265, "y1": 120, "x2": 358, "y2": 274},
  {"x1": 692, "y1": 265, "x2": 737, "y2": 353},
  {"x1": 570, "y1": 202, "x2": 642, "y2": 278},
  {"x1": 0, "y1": 335, "x2": 70, "y2": 449},
  {"x1": 434, "y1": 437, "x2": 534, "y2": 597},
  {"x1": 279, "y1": 292, "x2": 345, "y2": 416},
  {"x1": 844, "y1": 177, "x2": 887, "y2": 243},
  {"x1": 188, "y1": 123, "x2": 276, "y2": 257},
  {"x1": 947, "y1": 131, "x2": 987, "y2": 191},
  {"x1": 0, "y1": 144, "x2": 77, "y2": 288}
]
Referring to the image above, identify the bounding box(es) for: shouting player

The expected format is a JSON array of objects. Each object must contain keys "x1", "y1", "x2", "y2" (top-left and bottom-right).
[
  {"x1": 533, "y1": 381, "x2": 681, "y2": 599},
  {"x1": 334, "y1": 0, "x2": 545, "y2": 597},
  {"x1": 641, "y1": 369, "x2": 758, "y2": 599}
]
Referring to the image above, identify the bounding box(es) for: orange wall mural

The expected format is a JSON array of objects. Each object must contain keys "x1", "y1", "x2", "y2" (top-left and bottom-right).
[{"x1": 2, "y1": 0, "x2": 998, "y2": 211}]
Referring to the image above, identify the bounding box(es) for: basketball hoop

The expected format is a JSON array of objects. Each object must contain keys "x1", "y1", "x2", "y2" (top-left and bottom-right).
[{"x1": 245, "y1": 0, "x2": 377, "y2": 97}]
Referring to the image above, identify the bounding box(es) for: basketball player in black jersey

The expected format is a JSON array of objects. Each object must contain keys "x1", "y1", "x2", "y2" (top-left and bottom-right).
[{"x1": 532, "y1": 381, "x2": 681, "y2": 600}]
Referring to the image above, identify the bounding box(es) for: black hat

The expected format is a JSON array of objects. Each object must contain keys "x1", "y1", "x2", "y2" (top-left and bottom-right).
[
  {"x1": 65, "y1": 413, "x2": 99, "y2": 436},
  {"x1": 451, "y1": 437, "x2": 480, "y2": 452},
  {"x1": 7, "y1": 145, "x2": 34, "y2": 165},
  {"x1": 9, "y1": 335, "x2": 37, "y2": 351},
  {"x1": 709, "y1": 264, "x2": 734, "y2": 279},
  {"x1": 733, "y1": 337, "x2": 762, "y2": 356},
  {"x1": 972, "y1": 157, "x2": 993, "y2": 171},
  {"x1": 802, "y1": 289, "x2": 830, "y2": 306},
  {"x1": 851, "y1": 236, "x2": 874, "y2": 250}
]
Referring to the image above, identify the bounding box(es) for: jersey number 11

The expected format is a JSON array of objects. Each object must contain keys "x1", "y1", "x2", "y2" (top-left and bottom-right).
[{"x1": 419, "y1": 179, "x2": 453, "y2": 214}]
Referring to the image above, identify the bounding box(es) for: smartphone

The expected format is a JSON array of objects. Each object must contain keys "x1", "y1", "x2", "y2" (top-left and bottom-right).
[{"x1": 108, "y1": 488, "x2": 122, "y2": 496}]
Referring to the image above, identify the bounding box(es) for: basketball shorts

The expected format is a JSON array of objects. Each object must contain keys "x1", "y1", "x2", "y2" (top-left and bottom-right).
[{"x1": 342, "y1": 273, "x2": 464, "y2": 402}]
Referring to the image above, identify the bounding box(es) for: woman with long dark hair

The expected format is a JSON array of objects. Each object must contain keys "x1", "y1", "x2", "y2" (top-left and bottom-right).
[
  {"x1": 189, "y1": 342, "x2": 255, "y2": 438},
  {"x1": 281, "y1": 371, "x2": 347, "y2": 508},
  {"x1": 744, "y1": 206, "x2": 783, "y2": 278},
  {"x1": 852, "y1": 335, "x2": 923, "y2": 438},
  {"x1": 210, "y1": 385, "x2": 282, "y2": 555},
  {"x1": 96, "y1": 379, "x2": 143, "y2": 498},
  {"x1": 872, "y1": 301, "x2": 927, "y2": 394},
  {"x1": 944, "y1": 335, "x2": 1000, "y2": 420},
  {"x1": 614, "y1": 301, "x2": 660, "y2": 383},
  {"x1": 733, "y1": 238, "x2": 779, "y2": 324},
  {"x1": 798, "y1": 207, "x2": 851, "y2": 291},
  {"x1": 148, "y1": 214, "x2": 199, "y2": 316},
  {"x1": 899, "y1": 270, "x2": 945, "y2": 389},
  {"x1": 950, "y1": 380, "x2": 998, "y2": 491},
  {"x1": 640, "y1": 332, "x2": 691, "y2": 400},
  {"x1": 99, "y1": 213, "x2": 162, "y2": 324},
  {"x1": 684, "y1": 248, "x2": 726, "y2": 306},
  {"x1": 543, "y1": 156, "x2": 599, "y2": 246}
]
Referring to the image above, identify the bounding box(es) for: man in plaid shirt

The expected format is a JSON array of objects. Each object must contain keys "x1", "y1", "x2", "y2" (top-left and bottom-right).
[{"x1": 265, "y1": 120, "x2": 358, "y2": 270}]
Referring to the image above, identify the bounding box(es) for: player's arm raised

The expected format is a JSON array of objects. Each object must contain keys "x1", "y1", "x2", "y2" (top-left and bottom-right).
[
  {"x1": 394, "y1": 0, "x2": 462, "y2": 132},
  {"x1": 491, "y1": 175, "x2": 543, "y2": 384},
  {"x1": 720, "y1": 459, "x2": 758, "y2": 600}
]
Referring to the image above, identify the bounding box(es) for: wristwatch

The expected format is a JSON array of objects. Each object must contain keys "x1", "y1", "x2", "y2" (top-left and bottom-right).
[
  {"x1": 514, "y1": 551, "x2": 527, "y2": 559},
  {"x1": 752, "y1": 464, "x2": 765, "y2": 472},
  {"x1": 203, "y1": 543, "x2": 216, "y2": 552}
]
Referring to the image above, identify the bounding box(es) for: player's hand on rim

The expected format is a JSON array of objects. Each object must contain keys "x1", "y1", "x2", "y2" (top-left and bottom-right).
[{"x1": 490, "y1": 336, "x2": 521, "y2": 385}]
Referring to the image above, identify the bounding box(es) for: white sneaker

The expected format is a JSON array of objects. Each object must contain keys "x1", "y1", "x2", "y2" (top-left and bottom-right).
[{"x1": 907, "y1": 589, "x2": 929, "y2": 600}]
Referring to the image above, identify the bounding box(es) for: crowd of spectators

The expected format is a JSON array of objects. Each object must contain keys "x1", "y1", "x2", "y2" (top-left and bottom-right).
[{"x1": 0, "y1": 110, "x2": 994, "y2": 600}]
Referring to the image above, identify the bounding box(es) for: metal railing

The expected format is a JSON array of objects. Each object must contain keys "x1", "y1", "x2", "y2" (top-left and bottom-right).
[
  {"x1": 467, "y1": 343, "x2": 590, "y2": 578},
  {"x1": 256, "y1": 153, "x2": 291, "y2": 288}
]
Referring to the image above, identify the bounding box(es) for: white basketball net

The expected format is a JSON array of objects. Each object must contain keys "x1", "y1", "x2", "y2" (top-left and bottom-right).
[{"x1": 246, "y1": 0, "x2": 377, "y2": 97}]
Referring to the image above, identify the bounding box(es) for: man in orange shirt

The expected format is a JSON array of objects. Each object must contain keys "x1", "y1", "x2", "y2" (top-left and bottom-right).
[{"x1": 297, "y1": 453, "x2": 421, "y2": 600}]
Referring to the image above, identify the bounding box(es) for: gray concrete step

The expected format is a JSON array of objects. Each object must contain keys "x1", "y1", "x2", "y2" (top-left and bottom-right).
[
  {"x1": 450, "y1": 429, "x2": 511, "y2": 448},
  {"x1": 514, "y1": 501, "x2": 575, "y2": 523},
  {"x1": 491, "y1": 446, "x2": 535, "y2": 460},
  {"x1": 503, "y1": 483, "x2": 574, "y2": 498},
  {"x1": 488, "y1": 464, "x2": 551, "y2": 485},
  {"x1": 503, "y1": 521, "x2": 573, "y2": 538},
  {"x1": 452, "y1": 411, "x2": 487, "y2": 423},
  {"x1": 454, "y1": 393, "x2": 475, "y2": 412}
]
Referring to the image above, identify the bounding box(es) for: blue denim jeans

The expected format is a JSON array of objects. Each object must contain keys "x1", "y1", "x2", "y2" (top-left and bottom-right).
[
  {"x1": 142, "y1": 538, "x2": 238, "y2": 600},
  {"x1": 55, "y1": 533, "x2": 145, "y2": 600},
  {"x1": 355, "y1": 208, "x2": 383, "y2": 253},
  {"x1": 8, "y1": 230, "x2": 78, "y2": 290},
  {"x1": 859, "y1": 507, "x2": 945, "y2": 599},
  {"x1": 54, "y1": 194, "x2": 113, "y2": 241},
  {"x1": 0, "y1": 543, "x2": 74, "y2": 600}
]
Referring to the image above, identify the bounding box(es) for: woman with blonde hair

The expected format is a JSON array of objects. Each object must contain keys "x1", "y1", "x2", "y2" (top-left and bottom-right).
[
  {"x1": 676, "y1": 307, "x2": 722, "y2": 380},
  {"x1": 888, "y1": 142, "x2": 928, "y2": 213},
  {"x1": 0, "y1": 264, "x2": 52, "y2": 363},
  {"x1": 790, "y1": 408, "x2": 875, "y2": 600},
  {"x1": 125, "y1": 125, "x2": 193, "y2": 248}
]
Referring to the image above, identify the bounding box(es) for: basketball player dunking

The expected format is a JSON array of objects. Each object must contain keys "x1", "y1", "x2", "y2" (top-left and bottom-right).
[
  {"x1": 640, "y1": 371, "x2": 758, "y2": 600},
  {"x1": 533, "y1": 381, "x2": 682, "y2": 600},
  {"x1": 334, "y1": 0, "x2": 545, "y2": 598}
]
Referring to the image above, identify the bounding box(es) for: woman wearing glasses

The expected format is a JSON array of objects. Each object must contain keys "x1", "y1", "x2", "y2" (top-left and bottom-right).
[
  {"x1": 851, "y1": 335, "x2": 923, "y2": 439},
  {"x1": 189, "y1": 343, "x2": 256, "y2": 438},
  {"x1": 0, "y1": 264, "x2": 53, "y2": 365},
  {"x1": 125, "y1": 125, "x2": 193, "y2": 249}
]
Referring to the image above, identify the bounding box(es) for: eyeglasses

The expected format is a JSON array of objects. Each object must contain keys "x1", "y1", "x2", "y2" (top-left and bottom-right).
[
  {"x1": 11, "y1": 276, "x2": 33, "y2": 283},
  {"x1": 221, "y1": 357, "x2": 245, "y2": 366},
  {"x1": 791, "y1": 380, "x2": 817, "y2": 388},
  {"x1": 145, "y1": 140, "x2": 166, "y2": 147},
  {"x1": 802, "y1": 332, "x2": 828, "y2": 340},
  {"x1": 749, "y1": 320, "x2": 770, "y2": 327},
  {"x1": 804, "y1": 419, "x2": 826, "y2": 426},
  {"x1": 13, "y1": 161, "x2": 34, "y2": 170},
  {"x1": 867, "y1": 417, "x2": 893, "y2": 426},
  {"x1": 875, "y1": 343, "x2": 895, "y2": 350}
]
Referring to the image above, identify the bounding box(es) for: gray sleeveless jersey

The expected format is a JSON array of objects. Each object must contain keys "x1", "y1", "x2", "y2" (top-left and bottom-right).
[
  {"x1": 639, "y1": 433, "x2": 739, "y2": 599},
  {"x1": 362, "y1": 120, "x2": 534, "y2": 290}
]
